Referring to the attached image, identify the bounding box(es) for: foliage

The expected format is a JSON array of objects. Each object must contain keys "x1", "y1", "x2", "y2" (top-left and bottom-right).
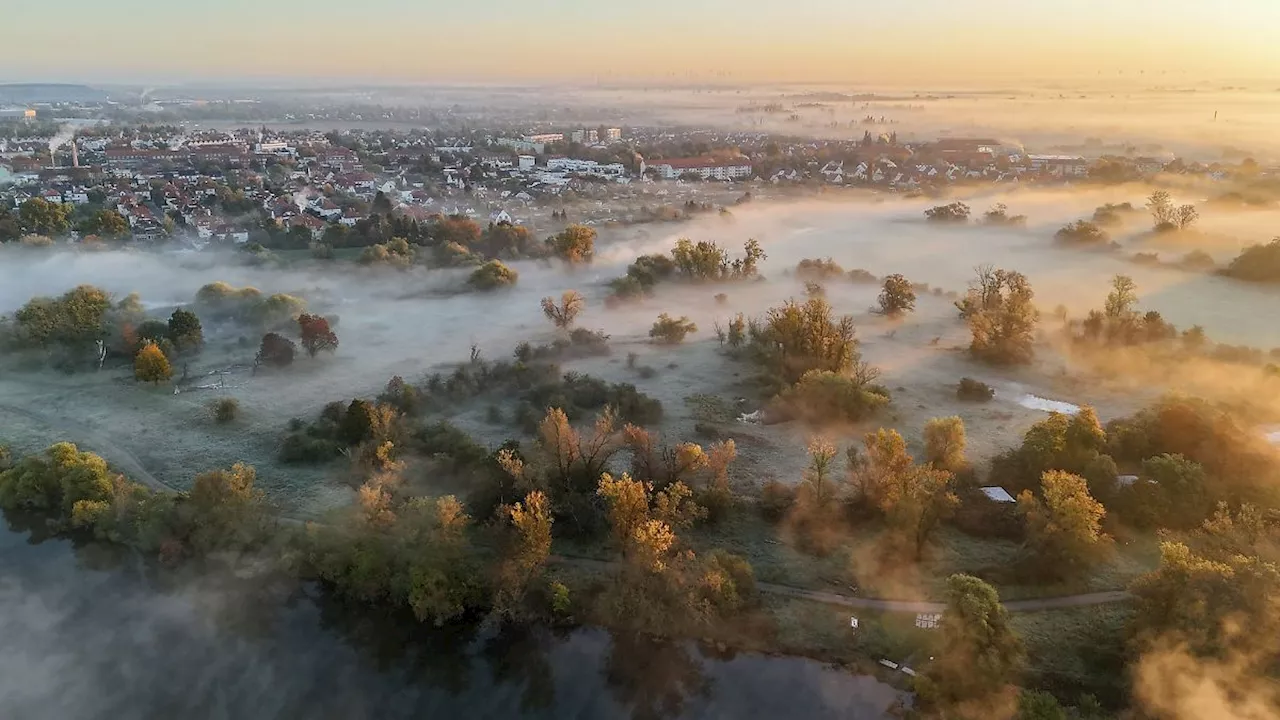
[
  {"x1": 211, "y1": 397, "x2": 240, "y2": 424},
  {"x1": 12, "y1": 284, "x2": 113, "y2": 349},
  {"x1": 920, "y1": 574, "x2": 1024, "y2": 707},
  {"x1": 0, "y1": 442, "x2": 113, "y2": 515},
  {"x1": 877, "y1": 273, "x2": 916, "y2": 316},
  {"x1": 1018, "y1": 471, "x2": 1111, "y2": 580},
  {"x1": 1223, "y1": 237, "x2": 1280, "y2": 283},
  {"x1": 991, "y1": 407, "x2": 1115, "y2": 497},
  {"x1": 166, "y1": 308, "x2": 203, "y2": 352},
  {"x1": 540, "y1": 291, "x2": 584, "y2": 330},
  {"x1": 924, "y1": 416, "x2": 967, "y2": 471},
  {"x1": 194, "y1": 282, "x2": 306, "y2": 331},
  {"x1": 493, "y1": 490, "x2": 554, "y2": 618},
  {"x1": 649, "y1": 313, "x2": 698, "y2": 344},
  {"x1": 134, "y1": 341, "x2": 173, "y2": 384},
  {"x1": 298, "y1": 313, "x2": 339, "y2": 357},
  {"x1": 468, "y1": 260, "x2": 519, "y2": 290},
  {"x1": 744, "y1": 297, "x2": 865, "y2": 387},
  {"x1": 359, "y1": 237, "x2": 416, "y2": 267},
  {"x1": 957, "y1": 377, "x2": 996, "y2": 402},
  {"x1": 959, "y1": 266, "x2": 1039, "y2": 365},
  {"x1": 18, "y1": 197, "x2": 72, "y2": 236},
  {"x1": 1054, "y1": 220, "x2": 1110, "y2": 245},
  {"x1": 772, "y1": 370, "x2": 890, "y2": 424},
  {"x1": 256, "y1": 332, "x2": 296, "y2": 367},
  {"x1": 879, "y1": 456, "x2": 958, "y2": 559},
  {"x1": 545, "y1": 224, "x2": 596, "y2": 263},
  {"x1": 924, "y1": 202, "x2": 971, "y2": 223}
]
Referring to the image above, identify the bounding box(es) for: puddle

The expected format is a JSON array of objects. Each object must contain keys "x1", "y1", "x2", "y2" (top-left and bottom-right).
[{"x1": 1010, "y1": 393, "x2": 1081, "y2": 415}]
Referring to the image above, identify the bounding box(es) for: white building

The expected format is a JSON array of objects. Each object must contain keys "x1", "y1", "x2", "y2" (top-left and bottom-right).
[
  {"x1": 1026, "y1": 154, "x2": 1088, "y2": 177},
  {"x1": 604, "y1": 128, "x2": 622, "y2": 142},
  {"x1": 649, "y1": 157, "x2": 752, "y2": 181},
  {"x1": 518, "y1": 155, "x2": 536, "y2": 171}
]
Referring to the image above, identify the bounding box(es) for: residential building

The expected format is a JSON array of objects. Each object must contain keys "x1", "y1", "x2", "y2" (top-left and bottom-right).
[
  {"x1": 1026, "y1": 154, "x2": 1089, "y2": 177},
  {"x1": 604, "y1": 128, "x2": 622, "y2": 142},
  {"x1": 648, "y1": 156, "x2": 752, "y2": 181}
]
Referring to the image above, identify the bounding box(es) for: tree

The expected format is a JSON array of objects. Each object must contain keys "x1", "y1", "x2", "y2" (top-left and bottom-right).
[
  {"x1": 961, "y1": 267, "x2": 1038, "y2": 365},
  {"x1": 924, "y1": 202, "x2": 971, "y2": 223},
  {"x1": 922, "y1": 574, "x2": 1024, "y2": 707},
  {"x1": 546, "y1": 224, "x2": 596, "y2": 263},
  {"x1": 134, "y1": 341, "x2": 172, "y2": 385},
  {"x1": 747, "y1": 297, "x2": 863, "y2": 385},
  {"x1": 13, "y1": 284, "x2": 112, "y2": 349},
  {"x1": 924, "y1": 416, "x2": 967, "y2": 471},
  {"x1": 877, "y1": 274, "x2": 916, "y2": 316},
  {"x1": 468, "y1": 260, "x2": 519, "y2": 290},
  {"x1": 880, "y1": 460, "x2": 958, "y2": 559},
  {"x1": 1103, "y1": 274, "x2": 1137, "y2": 319},
  {"x1": 493, "y1": 490, "x2": 554, "y2": 618},
  {"x1": 18, "y1": 197, "x2": 72, "y2": 237},
  {"x1": 77, "y1": 209, "x2": 130, "y2": 240},
  {"x1": 256, "y1": 332, "x2": 295, "y2": 367},
  {"x1": 1018, "y1": 471, "x2": 1111, "y2": 579},
  {"x1": 649, "y1": 313, "x2": 698, "y2": 344},
  {"x1": 371, "y1": 190, "x2": 393, "y2": 215},
  {"x1": 166, "y1": 308, "x2": 203, "y2": 352},
  {"x1": 540, "y1": 291, "x2": 584, "y2": 330},
  {"x1": 0, "y1": 442, "x2": 113, "y2": 515},
  {"x1": 187, "y1": 462, "x2": 269, "y2": 553},
  {"x1": 1174, "y1": 204, "x2": 1199, "y2": 231},
  {"x1": 1147, "y1": 190, "x2": 1174, "y2": 228},
  {"x1": 297, "y1": 313, "x2": 339, "y2": 357},
  {"x1": 1223, "y1": 238, "x2": 1280, "y2": 283},
  {"x1": 1054, "y1": 220, "x2": 1109, "y2": 245}
]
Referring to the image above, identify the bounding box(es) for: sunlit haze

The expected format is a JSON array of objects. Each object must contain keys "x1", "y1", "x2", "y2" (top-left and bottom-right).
[{"x1": 5, "y1": 0, "x2": 1280, "y2": 84}]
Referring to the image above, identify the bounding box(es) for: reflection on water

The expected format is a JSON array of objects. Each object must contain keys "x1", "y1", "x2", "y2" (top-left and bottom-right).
[{"x1": 0, "y1": 515, "x2": 903, "y2": 720}]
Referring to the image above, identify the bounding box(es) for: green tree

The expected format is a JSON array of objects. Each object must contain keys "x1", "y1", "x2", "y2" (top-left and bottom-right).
[
  {"x1": 649, "y1": 313, "x2": 697, "y2": 344},
  {"x1": 14, "y1": 284, "x2": 112, "y2": 348},
  {"x1": 18, "y1": 197, "x2": 72, "y2": 236},
  {"x1": 0, "y1": 442, "x2": 113, "y2": 515},
  {"x1": 877, "y1": 273, "x2": 916, "y2": 316},
  {"x1": 922, "y1": 574, "x2": 1024, "y2": 707},
  {"x1": 77, "y1": 209, "x2": 130, "y2": 239},
  {"x1": 134, "y1": 341, "x2": 172, "y2": 385},
  {"x1": 1018, "y1": 471, "x2": 1111, "y2": 579},
  {"x1": 166, "y1": 308, "x2": 204, "y2": 352}
]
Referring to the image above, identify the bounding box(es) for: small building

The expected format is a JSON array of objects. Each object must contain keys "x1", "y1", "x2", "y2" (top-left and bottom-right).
[{"x1": 980, "y1": 486, "x2": 1017, "y2": 504}]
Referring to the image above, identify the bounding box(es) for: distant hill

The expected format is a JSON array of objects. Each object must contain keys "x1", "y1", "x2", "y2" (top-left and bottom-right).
[{"x1": 0, "y1": 83, "x2": 109, "y2": 104}]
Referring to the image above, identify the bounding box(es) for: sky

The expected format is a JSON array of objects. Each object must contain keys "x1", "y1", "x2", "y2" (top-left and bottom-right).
[{"x1": 4, "y1": 0, "x2": 1280, "y2": 86}]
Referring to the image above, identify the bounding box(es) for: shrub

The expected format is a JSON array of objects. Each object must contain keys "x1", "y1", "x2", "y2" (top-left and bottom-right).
[
  {"x1": 256, "y1": 333, "x2": 295, "y2": 367},
  {"x1": 211, "y1": 397, "x2": 240, "y2": 424},
  {"x1": 956, "y1": 377, "x2": 995, "y2": 401},
  {"x1": 1054, "y1": 220, "x2": 1110, "y2": 245},
  {"x1": 877, "y1": 274, "x2": 916, "y2": 316},
  {"x1": 795, "y1": 257, "x2": 845, "y2": 280},
  {"x1": 773, "y1": 370, "x2": 890, "y2": 424},
  {"x1": 759, "y1": 479, "x2": 796, "y2": 522},
  {"x1": 468, "y1": 260, "x2": 519, "y2": 290},
  {"x1": 924, "y1": 202, "x2": 971, "y2": 223},
  {"x1": 649, "y1": 313, "x2": 698, "y2": 344},
  {"x1": 278, "y1": 433, "x2": 342, "y2": 464}
]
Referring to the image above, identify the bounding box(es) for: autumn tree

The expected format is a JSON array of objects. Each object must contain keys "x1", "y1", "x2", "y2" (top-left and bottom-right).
[
  {"x1": 134, "y1": 341, "x2": 172, "y2": 385},
  {"x1": 920, "y1": 574, "x2": 1024, "y2": 711},
  {"x1": 256, "y1": 332, "x2": 295, "y2": 367},
  {"x1": 960, "y1": 266, "x2": 1039, "y2": 365},
  {"x1": 493, "y1": 490, "x2": 554, "y2": 618},
  {"x1": 166, "y1": 308, "x2": 203, "y2": 352},
  {"x1": 186, "y1": 462, "x2": 270, "y2": 553},
  {"x1": 1018, "y1": 471, "x2": 1111, "y2": 579},
  {"x1": 0, "y1": 442, "x2": 113, "y2": 515},
  {"x1": 746, "y1": 297, "x2": 866, "y2": 386},
  {"x1": 546, "y1": 224, "x2": 596, "y2": 263},
  {"x1": 298, "y1": 313, "x2": 339, "y2": 357},
  {"x1": 880, "y1": 461, "x2": 958, "y2": 559},
  {"x1": 923, "y1": 416, "x2": 967, "y2": 472},
  {"x1": 877, "y1": 273, "x2": 916, "y2": 316},
  {"x1": 540, "y1": 290, "x2": 584, "y2": 330}
]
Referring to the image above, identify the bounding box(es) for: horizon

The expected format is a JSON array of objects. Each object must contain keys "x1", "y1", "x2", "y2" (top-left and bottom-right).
[{"x1": 4, "y1": 0, "x2": 1280, "y2": 87}]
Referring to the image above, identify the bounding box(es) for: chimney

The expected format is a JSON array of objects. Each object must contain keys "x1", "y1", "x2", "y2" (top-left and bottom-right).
[{"x1": 71, "y1": 139, "x2": 79, "y2": 168}]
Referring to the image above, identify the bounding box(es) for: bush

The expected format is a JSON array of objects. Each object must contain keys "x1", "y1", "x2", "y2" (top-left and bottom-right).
[
  {"x1": 278, "y1": 433, "x2": 343, "y2": 464},
  {"x1": 468, "y1": 260, "x2": 519, "y2": 290},
  {"x1": 211, "y1": 398, "x2": 239, "y2": 424},
  {"x1": 759, "y1": 479, "x2": 796, "y2": 522},
  {"x1": 924, "y1": 202, "x2": 971, "y2": 223},
  {"x1": 1055, "y1": 220, "x2": 1110, "y2": 245},
  {"x1": 773, "y1": 370, "x2": 891, "y2": 424},
  {"x1": 956, "y1": 377, "x2": 995, "y2": 401},
  {"x1": 649, "y1": 313, "x2": 698, "y2": 344}
]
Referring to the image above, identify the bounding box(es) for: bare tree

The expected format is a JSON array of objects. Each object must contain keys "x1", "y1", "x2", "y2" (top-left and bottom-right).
[{"x1": 540, "y1": 291, "x2": 585, "y2": 330}]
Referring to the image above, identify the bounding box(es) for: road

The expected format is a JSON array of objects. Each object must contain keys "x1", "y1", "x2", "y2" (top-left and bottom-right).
[{"x1": 2, "y1": 401, "x2": 1133, "y2": 614}]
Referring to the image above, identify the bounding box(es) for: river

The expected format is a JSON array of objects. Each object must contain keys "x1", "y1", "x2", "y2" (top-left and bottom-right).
[{"x1": 0, "y1": 516, "x2": 904, "y2": 720}]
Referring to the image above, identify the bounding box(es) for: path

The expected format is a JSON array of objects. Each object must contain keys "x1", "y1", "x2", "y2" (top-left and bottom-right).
[{"x1": 1, "y1": 401, "x2": 1132, "y2": 614}]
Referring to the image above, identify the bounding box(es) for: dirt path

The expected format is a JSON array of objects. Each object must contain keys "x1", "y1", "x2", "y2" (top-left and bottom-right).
[
  {"x1": 0, "y1": 402, "x2": 174, "y2": 493},
  {"x1": 549, "y1": 554, "x2": 1131, "y2": 614}
]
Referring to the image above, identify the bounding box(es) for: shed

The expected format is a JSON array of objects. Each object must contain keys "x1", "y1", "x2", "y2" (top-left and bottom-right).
[{"x1": 980, "y1": 486, "x2": 1017, "y2": 504}]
